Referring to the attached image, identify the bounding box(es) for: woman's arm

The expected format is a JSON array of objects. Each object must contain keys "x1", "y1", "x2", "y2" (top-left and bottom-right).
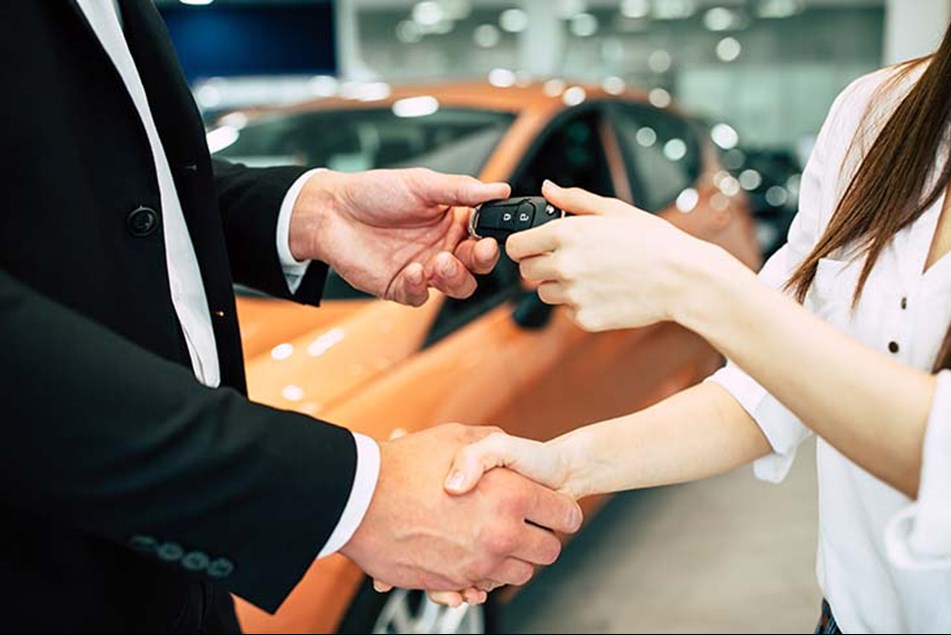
[
  {"x1": 493, "y1": 181, "x2": 935, "y2": 498},
  {"x1": 445, "y1": 381, "x2": 771, "y2": 499},
  {"x1": 676, "y1": 242, "x2": 934, "y2": 497}
]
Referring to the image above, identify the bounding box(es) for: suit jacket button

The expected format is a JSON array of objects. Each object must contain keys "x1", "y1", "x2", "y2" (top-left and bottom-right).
[
  {"x1": 181, "y1": 551, "x2": 210, "y2": 572},
  {"x1": 157, "y1": 542, "x2": 184, "y2": 562},
  {"x1": 127, "y1": 206, "x2": 159, "y2": 237},
  {"x1": 207, "y1": 557, "x2": 235, "y2": 579},
  {"x1": 129, "y1": 535, "x2": 157, "y2": 554}
]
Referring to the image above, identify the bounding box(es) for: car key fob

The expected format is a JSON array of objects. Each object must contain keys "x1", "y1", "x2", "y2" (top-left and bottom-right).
[{"x1": 468, "y1": 196, "x2": 568, "y2": 243}]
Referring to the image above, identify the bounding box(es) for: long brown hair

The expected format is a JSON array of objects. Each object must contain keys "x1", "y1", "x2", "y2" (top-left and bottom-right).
[{"x1": 786, "y1": 24, "x2": 951, "y2": 371}]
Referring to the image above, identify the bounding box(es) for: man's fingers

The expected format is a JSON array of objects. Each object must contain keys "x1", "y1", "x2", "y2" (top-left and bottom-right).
[
  {"x1": 510, "y1": 523, "x2": 564, "y2": 566},
  {"x1": 389, "y1": 262, "x2": 431, "y2": 307},
  {"x1": 416, "y1": 169, "x2": 511, "y2": 207},
  {"x1": 488, "y1": 558, "x2": 535, "y2": 587},
  {"x1": 541, "y1": 179, "x2": 614, "y2": 216},
  {"x1": 373, "y1": 580, "x2": 394, "y2": 593},
  {"x1": 426, "y1": 252, "x2": 478, "y2": 299},
  {"x1": 524, "y1": 485, "x2": 584, "y2": 535},
  {"x1": 454, "y1": 237, "x2": 500, "y2": 276}
]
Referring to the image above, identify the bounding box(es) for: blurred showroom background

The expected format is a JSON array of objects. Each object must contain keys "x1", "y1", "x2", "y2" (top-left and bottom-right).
[{"x1": 152, "y1": 1, "x2": 949, "y2": 633}]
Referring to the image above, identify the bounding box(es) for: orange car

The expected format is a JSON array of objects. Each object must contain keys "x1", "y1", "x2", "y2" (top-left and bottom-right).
[{"x1": 211, "y1": 81, "x2": 761, "y2": 634}]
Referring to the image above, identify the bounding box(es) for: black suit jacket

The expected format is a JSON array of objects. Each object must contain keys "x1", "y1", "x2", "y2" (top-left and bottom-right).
[{"x1": 0, "y1": 1, "x2": 358, "y2": 631}]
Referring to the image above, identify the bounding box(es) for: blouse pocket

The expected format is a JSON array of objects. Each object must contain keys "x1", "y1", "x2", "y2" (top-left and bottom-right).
[{"x1": 809, "y1": 257, "x2": 863, "y2": 328}]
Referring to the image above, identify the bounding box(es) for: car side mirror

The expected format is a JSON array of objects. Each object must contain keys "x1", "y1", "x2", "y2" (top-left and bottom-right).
[{"x1": 512, "y1": 290, "x2": 554, "y2": 329}]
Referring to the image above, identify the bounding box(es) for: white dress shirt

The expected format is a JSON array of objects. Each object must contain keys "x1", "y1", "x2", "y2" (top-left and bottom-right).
[
  {"x1": 76, "y1": 0, "x2": 378, "y2": 559},
  {"x1": 708, "y1": 64, "x2": 951, "y2": 633}
]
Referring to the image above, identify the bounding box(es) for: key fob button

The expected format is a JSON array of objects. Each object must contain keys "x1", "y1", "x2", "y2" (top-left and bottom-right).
[{"x1": 516, "y1": 200, "x2": 535, "y2": 229}]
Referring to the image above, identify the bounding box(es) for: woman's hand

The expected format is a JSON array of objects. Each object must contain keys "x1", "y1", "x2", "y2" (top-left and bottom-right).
[{"x1": 507, "y1": 180, "x2": 719, "y2": 332}]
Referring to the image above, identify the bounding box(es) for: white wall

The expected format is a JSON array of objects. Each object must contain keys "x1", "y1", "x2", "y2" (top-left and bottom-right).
[{"x1": 883, "y1": 0, "x2": 951, "y2": 63}]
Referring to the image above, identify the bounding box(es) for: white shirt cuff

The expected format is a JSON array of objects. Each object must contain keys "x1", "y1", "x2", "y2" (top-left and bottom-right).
[
  {"x1": 317, "y1": 432, "x2": 381, "y2": 559},
  {"x1": 885, "y1": 370, "x2": 951, "y2": 569},
  {"x1": 277, "y1": 168, "x2": 325, "y2": 294},
  {"x1": 705, "y1": 364, "x2": 812, "y2": 484}
]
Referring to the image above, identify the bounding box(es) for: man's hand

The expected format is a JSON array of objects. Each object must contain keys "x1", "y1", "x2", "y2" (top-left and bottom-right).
[
  {"x1": 289, "y1": 168, "x2": 508, "y2": 306},
  {"x1": 339, "y1": 424, "x2": 583, "y2": 594}
]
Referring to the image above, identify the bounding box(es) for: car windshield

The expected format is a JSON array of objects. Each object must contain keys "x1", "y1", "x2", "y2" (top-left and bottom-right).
[{"x1": 212, "y1": 106, "x2": 515, "y2": 176}]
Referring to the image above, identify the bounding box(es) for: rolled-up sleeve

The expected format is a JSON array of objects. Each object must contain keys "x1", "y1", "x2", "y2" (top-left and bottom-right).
[
  {"x1": 702, "y1": 74, "x2": 862, "y2": 483},
  {"x1": 885, "y1": 370, "x2": 951, "y2": 569},
  {"x1": 705, "y1": 235, "x2": 815, "y2": 483}
]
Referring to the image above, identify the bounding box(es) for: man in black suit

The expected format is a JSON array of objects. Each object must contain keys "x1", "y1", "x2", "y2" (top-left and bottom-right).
[{"x1": 0, "y1": 1, "x2": 582, "y2": 632}]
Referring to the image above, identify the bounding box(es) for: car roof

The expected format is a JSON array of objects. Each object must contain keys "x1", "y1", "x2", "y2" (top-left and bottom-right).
[{"x1": 237, "y1": 80, "x2": 656, "y2": 119}]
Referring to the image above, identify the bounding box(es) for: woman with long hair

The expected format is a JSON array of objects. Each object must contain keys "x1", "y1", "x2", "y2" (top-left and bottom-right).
[{"x1": 434, "y1": 23, "x2": 951, "y2": 633}]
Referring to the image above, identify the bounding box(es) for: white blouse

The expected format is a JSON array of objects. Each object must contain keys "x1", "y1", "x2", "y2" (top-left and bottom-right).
[{"x1": 708, "y1": 64, "x2": 951, "y2": 633}]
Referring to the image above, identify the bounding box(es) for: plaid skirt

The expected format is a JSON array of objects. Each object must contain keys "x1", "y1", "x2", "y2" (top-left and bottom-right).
[{"x1": 815, "y1": 600, "x2": 842, "y2": 634}]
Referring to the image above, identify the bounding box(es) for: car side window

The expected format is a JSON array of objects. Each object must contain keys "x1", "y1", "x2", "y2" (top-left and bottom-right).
[
  {"x1": 511, "y1": 108, "x2": 616, "y2": 198},
  {"x1": 424, "y1": 108, "x2": 615, "y2": 348},
  {"x1": 610, "y1": 104, "x2": 701, "y2": 213}
]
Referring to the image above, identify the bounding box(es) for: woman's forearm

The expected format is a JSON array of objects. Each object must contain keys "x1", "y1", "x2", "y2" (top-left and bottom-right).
[
  {"x1": 550, "y1": 382, "x2": 771, "y2": 498},
  {"x1": 676, "y1": 245, "x2": 935, "y2": 497}
]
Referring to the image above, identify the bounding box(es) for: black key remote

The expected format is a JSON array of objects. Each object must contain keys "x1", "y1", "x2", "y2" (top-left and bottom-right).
[{"x1": 468, "y1": 197, "x2": 568, "y2": 242}]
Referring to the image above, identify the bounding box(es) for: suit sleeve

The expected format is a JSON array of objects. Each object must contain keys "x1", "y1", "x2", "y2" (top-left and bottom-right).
[
  {"x1": 213, "y1": 158, "x2": 329, "y2": 306},
  {"x1": 0, "y1": 268, "x2": 355, "y2": 611}
]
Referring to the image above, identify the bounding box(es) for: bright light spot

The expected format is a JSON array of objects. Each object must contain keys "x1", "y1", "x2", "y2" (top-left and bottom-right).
[
  {"x1": 786, "y1": 173, "x2": 802, "y2": 197},
  {"x1": 718, "y1": 175, "x2": 741, "y2": 196},
  {"x1": 473, "y1": 24, "x2": 501, "y2": 47},
  {"x1": 180, "y1": 0, "x2": 213, "y2": 5},
  {"x1": 570, "y1": 13, "x2": 599, "y2": 37},
  {"x1": 195, "y1": 84, "x2": 222, "y2": 109},
  {"x1": 393, "y1": 96, "x2": 440, "y2": 118},
  {"x1": 620, "y1": 0, "x2": 650, "y2": 19},
  {"x1": 206, "y1": 126, "x2": 239, "y2": 153},
  {"x1": 648, "y1": 49, "x2": 672, "y2": 73},
  {"x1": 555, "y1": 0, "x2": 588, "y2": 19},
  {"x1": 716, "y1": 37, "x2": 742, "y2": 62},
  {"x1": 563, "y1": 86, "x2": 587, "y2": 106},
  {"x1": 309, "y1": 75, "x2": 339, "y2": 97},
  {"x1": 653, "y1": 0, "x2": 696, "y2": 20},
  {"x1": 710, "y1": 192, "x2": 730, "y2": 211},
  {"x1": 602, "y1": 76, "x2": 626, "y2": 95},
  {"x1": 442, "y1": 0, "x2": 472, "y2": 20},
  {"x1": 355, "y1": 82, "x2": 391, "y2": 102},
  {"x1": 396, "y1": 20, "x2": 422, "y2": 43},
  {"x1": 739, "y1": 169, "x2": 763, "y2": 191},
  {"x1": 636, "y1": 126, "x2": 658, "y2": 147},
  {"x1": 757, "y1": 0, "x2": 801, "y2": 19},
  {"x1": 282, "y1": 385, "x2": 305, "y2": 402},
  {"x1": 765, "y1": 185, "x2": 790, "y2": 207},
  {"x1": 217, "y1": 112, "x2": 248, "y2": 129},
  {"x1": 307, "y1": 327, "x2": 346, "y2": 357},
  {"x1": 488, "y1": 68, "x2": 517, "y2": 87},
  {"x1": 711, "y1": 122, "x2": 739, "y2": 149},
  {"x1": 271, "y1": 343, "x2": 294, "y2": 361},
  {"x1": 649, "y1": 87, "x2": 672, "y2": 108},
  {"x1": 664, "y1": 138, "x2": 687, "y2": 161},
  {"x1": 704, "y1": 7, "x2": 741, "y2": 31},
  {"x1": 543, "y1": 78, "x2": 566, "y2": 97},
  {"x1": 412, "y1": 1, "x2": 445, "y2": 26},
  {"x1": 499, "y1": 8, "x2": 529, "y2": 33},
  {"x1": 722, "y1": 148, "x2": 746, "y2": 170},
  {"x1": 676, "y1": 188, "x2": 699, "y2": 213}
]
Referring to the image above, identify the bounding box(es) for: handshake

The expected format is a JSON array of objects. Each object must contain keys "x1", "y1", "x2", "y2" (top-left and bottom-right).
[{"x1": 339, "y1": 423, "x2": 581, "y2": 608}]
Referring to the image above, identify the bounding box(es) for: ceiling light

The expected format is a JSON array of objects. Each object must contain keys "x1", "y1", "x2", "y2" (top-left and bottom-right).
[
  {"x1": 499, "y1": 8, "x2": 529, "y2": 33},
  {"x1": 715, "y1": 37, "x2": 742, "y2": 62}
]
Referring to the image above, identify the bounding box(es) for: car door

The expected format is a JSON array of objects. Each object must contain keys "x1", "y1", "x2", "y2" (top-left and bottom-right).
[{"x1": 605, "y1": 101, "x2": 761, "y2": 268}]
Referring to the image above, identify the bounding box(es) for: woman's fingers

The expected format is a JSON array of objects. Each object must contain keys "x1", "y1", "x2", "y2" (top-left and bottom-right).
[
  {"x1": 444, "y1": 432, "x2": 561, "y2": 495},
  {"x1": 541, "y1": 179, "x2": 618, "y2": 216}
]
